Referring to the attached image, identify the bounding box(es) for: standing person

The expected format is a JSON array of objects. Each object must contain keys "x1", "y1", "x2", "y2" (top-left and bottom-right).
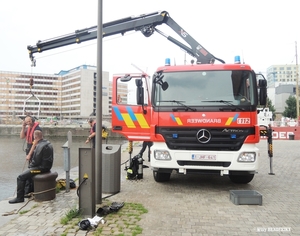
[
  {"x1": 9, "y1": 130, "x2": 54, "y2": 204},
  {"x1": 85, "y1": 118, "x2": 108, "y2": 147},
  {"x1": 20, "y1": 115, "x2": 42, "y2": 159},
  {"x1": 85, "y1": 118, "x2": 96, "y2": 148},
  {"x1": 139, "y1": 141, "x2": 153, "y2": 162}
]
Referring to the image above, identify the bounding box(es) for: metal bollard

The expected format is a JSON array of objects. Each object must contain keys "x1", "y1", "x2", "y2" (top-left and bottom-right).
[{"x1": 62, "y1": 131, "x2": 72, "y2": 192}]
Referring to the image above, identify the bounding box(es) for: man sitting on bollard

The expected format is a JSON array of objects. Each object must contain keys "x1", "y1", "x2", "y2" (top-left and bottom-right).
[{"x1": 9, "y1": 130, "x2": 54, "y2": 204}]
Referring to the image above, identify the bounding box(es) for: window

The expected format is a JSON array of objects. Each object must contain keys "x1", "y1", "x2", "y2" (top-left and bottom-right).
[
  {"x1": 116, "y1": 76, "x2": 149, "y2": 105},
  {"x1": 154, "y1": 70, "x2": 254, "y2": 106}
]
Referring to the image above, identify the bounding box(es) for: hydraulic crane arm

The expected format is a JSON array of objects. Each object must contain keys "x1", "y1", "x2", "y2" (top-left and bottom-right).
[{"x1": 27, "y1": 10, "x2": 224, "y2": 66}]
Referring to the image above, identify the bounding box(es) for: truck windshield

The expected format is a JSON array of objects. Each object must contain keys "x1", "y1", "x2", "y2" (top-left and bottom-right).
[{"x1": 153, "y1": 70, "x2": 255, "y2": 107}]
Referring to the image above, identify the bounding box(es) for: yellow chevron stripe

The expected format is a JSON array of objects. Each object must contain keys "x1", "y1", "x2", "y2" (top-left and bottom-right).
[
  {"x1": 135, "y1": 114, "x2": 150, "y2": 128},
  {"x1": 225, "y1": 117, "x2": 233, "y2": 126},
  {"x1": 175, "y1": 117, "x2": 183, "y2": 125},
  {"x1": 122, "y1": 113, "x2": 136, "y2": 128}
]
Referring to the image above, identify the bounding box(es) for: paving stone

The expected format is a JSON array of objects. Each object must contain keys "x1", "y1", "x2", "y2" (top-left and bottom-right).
[{"x1": 0, "y1": 140, "x2": 299, "y2": 235}]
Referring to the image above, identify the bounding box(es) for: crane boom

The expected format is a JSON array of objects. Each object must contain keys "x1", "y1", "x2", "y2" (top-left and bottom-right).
[{"x1": 27, "y1": 10, "x2": 224, "y2": 66}]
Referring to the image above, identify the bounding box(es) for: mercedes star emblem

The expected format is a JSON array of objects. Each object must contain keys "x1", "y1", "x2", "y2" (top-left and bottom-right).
[{"x1": 196, "y1": 129, "x2": 211, "y2": 143}]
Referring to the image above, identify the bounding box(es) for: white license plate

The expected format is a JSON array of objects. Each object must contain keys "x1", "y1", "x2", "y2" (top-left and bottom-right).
[{"x1": 192, "y1": 154, "x2": 216, "y2": 161}]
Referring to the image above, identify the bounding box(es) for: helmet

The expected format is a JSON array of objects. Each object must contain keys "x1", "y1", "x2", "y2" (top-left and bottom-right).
[{"x1": 78, "y1": 219, "x2": 91, "y2": 230}]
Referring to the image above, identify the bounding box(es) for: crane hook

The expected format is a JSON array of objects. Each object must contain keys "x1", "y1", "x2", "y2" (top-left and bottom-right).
[{"x1": 29, "y1": 77, "x2": 34, "y2": 89}]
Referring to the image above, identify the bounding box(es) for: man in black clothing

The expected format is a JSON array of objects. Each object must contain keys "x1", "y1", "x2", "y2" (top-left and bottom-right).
[{"x1": 9, "y1": 130, "x2": 53, "y2": 204}]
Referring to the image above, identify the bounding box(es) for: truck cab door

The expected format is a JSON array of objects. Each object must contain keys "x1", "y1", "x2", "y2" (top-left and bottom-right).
[{"x1": 111, "y1": 74, "x2": 152, "y2": 141}]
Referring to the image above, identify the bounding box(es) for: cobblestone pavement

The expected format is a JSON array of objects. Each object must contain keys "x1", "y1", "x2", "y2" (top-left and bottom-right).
[{"x1": 0, "y1": 140, "x2": 299, "y2": 235}]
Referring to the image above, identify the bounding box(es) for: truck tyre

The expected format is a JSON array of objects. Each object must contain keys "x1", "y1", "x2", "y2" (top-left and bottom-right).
[
  {"x1": 153, "y1": 171, "x2": 171, "y2": 182},
  {"x1": 229, "y1": 174, "x2": 254, "y2": 184}
]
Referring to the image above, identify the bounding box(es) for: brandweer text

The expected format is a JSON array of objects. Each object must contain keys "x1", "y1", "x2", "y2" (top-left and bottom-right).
[{"x1": 187, "y1": 119, "x2": 221, "y2": 124}]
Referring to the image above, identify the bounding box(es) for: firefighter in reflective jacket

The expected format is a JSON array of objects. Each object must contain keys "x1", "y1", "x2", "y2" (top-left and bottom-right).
[{"x1": 20, "y1": 115, "x2": 42, "y2": 159}]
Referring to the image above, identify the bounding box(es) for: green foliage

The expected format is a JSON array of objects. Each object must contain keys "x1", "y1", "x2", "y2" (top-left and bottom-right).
[
  {"x1": 95, "y1": 202, "x2": 147, "y2": 236},
  {"x1": 19, "y1": 203, "x2": 39, "y2": 215},
  {"x1": 283, "y1": 95, "x2": 297, "y2": 118},
  {"x1": 58, "y1": 201, "x2": 147, "y2": 236},
  {"x1": 132, "y1": 225, "x2": 143, "y2": 236},
  {"x1": 60, "y1": 207, "x2": 81, "y2": 225},
  {"x1": 267, "y1": 97, "x2": 276, "y2": 120},
  {"x1": 258, "y1": 97, "x2": 277, "y2": 120},
  {"x1": 56, "y1": 186, "x2": 61, "y2": 194},
  {"x1": 19, "y1": 210, "x2": 29, "y2": 214}
]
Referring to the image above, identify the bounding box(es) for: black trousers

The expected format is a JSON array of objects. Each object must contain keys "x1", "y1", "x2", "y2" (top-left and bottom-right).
[
  {"x1": 139, "y1": 141, "x2": 153, "y2": 161},
  {"x1": 25, "y1": 143, "x2": 34, "y2": 194},
  {"x1": 16, "y1": 168, "x2": 49, "y2": 199},
  {"x1": 25, "y1": 178, "x2": 34, "y2": 195}
]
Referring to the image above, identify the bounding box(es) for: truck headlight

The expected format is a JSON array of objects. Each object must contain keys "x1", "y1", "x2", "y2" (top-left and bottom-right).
[
  {"x1": 154, "y1": 150, "x2": 171, "y2": 160},
  {"x1": 237, "y1": 152, "x2": 256, "y2": 162}
]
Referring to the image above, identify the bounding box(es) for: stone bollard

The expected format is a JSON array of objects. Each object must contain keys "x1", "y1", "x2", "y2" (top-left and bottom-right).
[{"x1": 32, "y1": 171, "x2": 58, "y2": 201}]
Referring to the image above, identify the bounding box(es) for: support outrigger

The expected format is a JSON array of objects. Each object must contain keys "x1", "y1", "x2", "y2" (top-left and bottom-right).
[{"x1": 260, "y1": 124, "x2": 274, "y2": 175}]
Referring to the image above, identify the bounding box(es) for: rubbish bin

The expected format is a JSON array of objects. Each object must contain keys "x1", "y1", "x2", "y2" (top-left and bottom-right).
[
  {"x1": 102, "y1": 144, "x2": 121, "y2": 194},
  {"x1": 289, "y1": 134, "x2": 295, "y2": 140}
]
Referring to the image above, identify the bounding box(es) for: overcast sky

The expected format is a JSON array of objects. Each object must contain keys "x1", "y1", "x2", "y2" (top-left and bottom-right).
[{"x1": 0, "y1": 0, "x2": 299, "y2": 77}]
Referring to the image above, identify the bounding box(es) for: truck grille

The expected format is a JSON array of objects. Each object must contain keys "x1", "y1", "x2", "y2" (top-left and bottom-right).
[
  {"x1": 157, "y1": 127, "x2": 255, "y2": 151},
  {"x1": 177, "y1": 161, "x2": 231, "y2": 167}
]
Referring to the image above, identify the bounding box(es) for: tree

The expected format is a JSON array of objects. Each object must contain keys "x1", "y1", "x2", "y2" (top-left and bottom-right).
[
  {"x1": 282, "y1": 95, "x2": 297, "y2": 118},
  {"x1": 258, "y1": 97, "x2": 276, "y2": 120},
  {"x1": 266, "y1": 97, "x2": 276, "y2": 120}
]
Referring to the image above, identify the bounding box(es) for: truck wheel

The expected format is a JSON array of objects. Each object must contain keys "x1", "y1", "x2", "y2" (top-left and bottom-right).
[
  {"x1": 229, "y1": 174, "x2": 254, "y2": 184},
  {"x1": 153, "y1": 171, "x2": 171, "y2": 182}
]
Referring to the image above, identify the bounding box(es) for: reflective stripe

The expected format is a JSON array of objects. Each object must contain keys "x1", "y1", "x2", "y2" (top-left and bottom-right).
[{"x1": 113, "y1": 106, "x2": 150, "y2": 129}]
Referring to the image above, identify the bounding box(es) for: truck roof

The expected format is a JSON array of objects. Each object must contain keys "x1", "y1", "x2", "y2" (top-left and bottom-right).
[{"x1": 156, "y1": 63, "x2": 252, "y2": 72}]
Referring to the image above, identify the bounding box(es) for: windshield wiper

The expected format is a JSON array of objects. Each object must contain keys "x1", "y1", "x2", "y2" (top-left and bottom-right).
[
  {"x1": 202, "y1": 100, "x2": 245, "y2": 111},
  {"x1": 160, "y1": 100, "x2": 197, "y2": 112}
]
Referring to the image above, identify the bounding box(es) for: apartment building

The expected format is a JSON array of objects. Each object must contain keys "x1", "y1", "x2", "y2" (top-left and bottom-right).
[
  {"x1": 266, "y1": 64, "x2": 300, "y2": 88},
  {"x1": 266, "y1": 64, "x2": 300, "y2": 114},
  {"x1": 0, "y1": 65, "x2": 111, "y2": 122}
]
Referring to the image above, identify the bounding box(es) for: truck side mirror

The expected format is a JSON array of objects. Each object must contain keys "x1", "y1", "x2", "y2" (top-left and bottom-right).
[
  {"x1": 135, "y1": 79, "x2": 143, "y2": 87},
  {"x1": 258, "y1": 79, "x2": 267, "y2": 106},
  {"x1": 136, "y1": 87, "x2": 144, "y2": 105},
  {"x1": 136, "y1": 78, "x2": 144, "y2": 105}
]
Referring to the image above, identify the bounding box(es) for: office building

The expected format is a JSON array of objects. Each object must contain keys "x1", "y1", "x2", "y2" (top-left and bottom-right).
[
  {"x1": 266, "y1": 64, "x2": 300, "y2": 114},
  {"x1": 0, "y1": 65, "x2": 111, "y2": 122},
  {"x1": 266, "y1": 64, "x2": 300, "y2": 88}
]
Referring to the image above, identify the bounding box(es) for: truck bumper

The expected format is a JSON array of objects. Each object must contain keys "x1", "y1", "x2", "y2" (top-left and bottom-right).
[{"x1": 151, "y1": 142, "x2": 259, "y2": 176}]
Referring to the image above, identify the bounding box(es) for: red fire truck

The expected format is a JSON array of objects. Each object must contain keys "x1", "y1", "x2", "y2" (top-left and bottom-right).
[
  {"x1": 112, "y1": 61, "x2": 269, "y2": 183},
  {"x1": 28, "y1": 11, "x2": 269, "y2": 184}
]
